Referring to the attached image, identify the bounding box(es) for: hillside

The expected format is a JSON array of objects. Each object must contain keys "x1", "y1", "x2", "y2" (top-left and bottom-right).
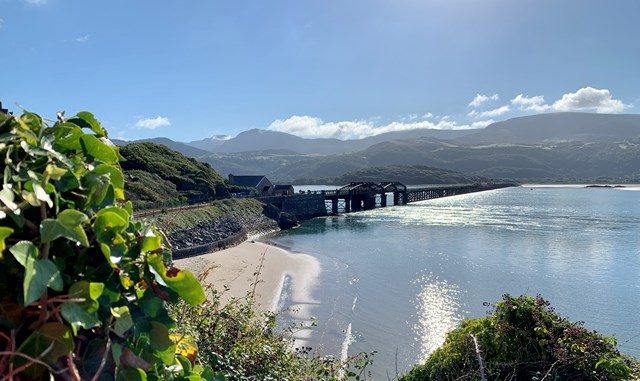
[
  {"x1": 294, "y1": 165, "x2": 487, "y2": 185},
  {"x1": 119, "y1": 142, "x2": 229, "y2": 203},
  {"x1": 201, "y1": 137, "x2": 640, "y2": 183},
  {"x1": 456, "y1": 112, "x2": 640, "y2": 145},
  {"x1": 187, "y1": 128, "x2": 475, "y2": 154},
  {"x1": 113, "y1": 137, "x2": 212, "y2": 158}
]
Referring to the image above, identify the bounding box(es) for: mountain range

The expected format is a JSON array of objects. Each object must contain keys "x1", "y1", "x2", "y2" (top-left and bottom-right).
[{"x1": 113, "y1": 112, "x2": 640, "y2": 183}]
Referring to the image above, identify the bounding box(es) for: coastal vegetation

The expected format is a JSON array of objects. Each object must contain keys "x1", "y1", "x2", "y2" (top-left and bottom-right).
[
  {"x1": 401, "y1": 295, "x2": 639, "y2": 381},
  {"x1": 120, "y1": 142, "x2": 228, "y2": 205}
]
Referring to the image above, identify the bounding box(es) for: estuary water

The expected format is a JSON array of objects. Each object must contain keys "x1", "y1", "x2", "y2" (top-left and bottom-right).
[{"x1": 271, "y1": 186, "x2": 640, "y2": 378}]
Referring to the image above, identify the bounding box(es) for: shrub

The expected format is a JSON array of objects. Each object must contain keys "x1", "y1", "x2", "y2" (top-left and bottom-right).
[
  {"x1": 170, "y1": 272, "x2": 376, "y2": 381},
  {"x1": 0, "y1": 110, "x2": 206, "y2": 380},
  {"x1": 401, "y1": 295, "x2": 640, "y2": 381}
]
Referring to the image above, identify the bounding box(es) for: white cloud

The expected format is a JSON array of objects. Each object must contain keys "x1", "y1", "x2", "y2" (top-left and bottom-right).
[
  {"x1": 468, "y1": 93, "x2": 499, "y2": 108},
  {"x1": 422, "y1": 112, "x2": 434, "y2": 119},
  {"x1": 510, "y1": 94, "x2": 551, "y2": 112},
  {"x1": 25, "y1": 0, "x2": 47, "y2": 5},
  {"x1": 468, "y1": 105, "x2": 510, "y2": 118},
  {"x1": 552, "y1": 87, "x2": 629, "y2": 113},
  {"x1": 267, "y1": 115, "x2": 490, "y2": 139},
  {"x1": 135, "y1": 116, "x2": 171, "y2": 130},
  {"x1": 75, "y1": 34, "x2": 90, "y2": 43}
]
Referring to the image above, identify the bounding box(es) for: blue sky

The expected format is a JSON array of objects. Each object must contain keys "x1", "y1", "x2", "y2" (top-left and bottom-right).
[{"x1": 2, "y1": 0, "x2": 639, "y2": 141}]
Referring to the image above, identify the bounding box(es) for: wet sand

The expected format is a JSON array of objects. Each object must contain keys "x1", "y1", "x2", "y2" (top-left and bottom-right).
[{"x1": 174, "y1": 240, "x2": 321, "y2": 313}]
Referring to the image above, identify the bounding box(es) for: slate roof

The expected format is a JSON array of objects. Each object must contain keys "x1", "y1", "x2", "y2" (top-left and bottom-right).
[{"x1": 231, "y1": 175, "x2": 267, "y2": 188}]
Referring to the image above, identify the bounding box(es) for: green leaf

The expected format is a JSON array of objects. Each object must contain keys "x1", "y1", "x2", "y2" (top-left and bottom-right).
[
  {"x1": 150, "y1": 320, "x2": 176, "y2": 365},
  {"x1": 9, "y1": 241, "x2": 53, "y2": 305},
  {"x1": 36, "y1": 259, "x2": 64, "y2": 292},
  {"x1": 93, "y1": 208, "x2": 129, "y2": 244},
  {"x1": 40, "y1": 209, "x2": 89, "y2": 247},
  {"x1": 117, "y1": 367, "x2": 147, "y2": 381},
  {"x1": 0, "y1": 185, "x2": 19, "y2": 212},
  {"x1": 93, "y1": 164, "x2": 125, "y2": 199},
  {"x1": 79, "y1": 134, "x2": 118, "y2": 164},
  {"x1": 0, "y1": 227, "x2": 13, "y2": 259},
  {"x1": 147, "y1": 254, "x2": 206, "y2": 306},
  {"x1": 17, "y1": 322, "x2": 74, "y2": 374},
  {"x1": 44, "y1": 164, "x2": 68, "y2": 181},
  {"x1": 61, "y1": 303, "x2": 101, "y2": 335},
  {"x1": 111, "y1": 306, "x2": 134, "y2": 337},
  {"x1": 68, "y1": 281, "x2": 104, "y2": 312},
  {"x1": 56, "y1": 170, "x2": 80, "y2": 192},
  {"x1": 142, "y1": 232, "x2": 162, "y2": 253},
  {"x1": 70, "y1": 111, "x2": 105, "y2": 137}
]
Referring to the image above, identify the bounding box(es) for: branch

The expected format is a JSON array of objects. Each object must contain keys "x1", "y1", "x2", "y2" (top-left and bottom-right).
[{"x1": 469, "y1": 334, "x2": 488, "y2": 381}]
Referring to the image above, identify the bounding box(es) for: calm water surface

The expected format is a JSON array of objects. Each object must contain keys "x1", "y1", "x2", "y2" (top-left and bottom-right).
[{"x1": 271, "y1": 186, "x2": 640, "y2": 378}]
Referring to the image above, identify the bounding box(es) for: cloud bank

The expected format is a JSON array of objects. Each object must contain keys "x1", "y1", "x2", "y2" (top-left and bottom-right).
[
  {"x1": 135, "y1": 116, "x2": 171, "y2": 130},
  {"x1": 267, "y1": 115, "x2": 493, "y2": 140},
  {"x1": 267, "y1": 86, "x2": 629, "y2": 140},
  {"x1": 468, "y1": 93, "x2": 499, "y2": 108}
]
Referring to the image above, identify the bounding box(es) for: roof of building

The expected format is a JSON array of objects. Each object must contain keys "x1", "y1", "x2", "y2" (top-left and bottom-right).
[{"x1": 231, "y1": 175, "x2": 268, "y2": 188}]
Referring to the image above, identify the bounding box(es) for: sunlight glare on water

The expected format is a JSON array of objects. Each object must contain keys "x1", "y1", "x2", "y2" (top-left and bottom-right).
[{"x1": 412, "y1": 272, "x2": 463, "y2": 361}]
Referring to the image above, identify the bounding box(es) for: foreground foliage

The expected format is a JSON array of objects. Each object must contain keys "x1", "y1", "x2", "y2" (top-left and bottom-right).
[
  {"x1": 0, "y1": 110, "x2": 206, "y2": 379},
  {"x1": 170, "y1": 277, "x2": 375, "y2": 381},
  {"x1": 401, "y1": 295, "x2": 639, "y2": 381}
]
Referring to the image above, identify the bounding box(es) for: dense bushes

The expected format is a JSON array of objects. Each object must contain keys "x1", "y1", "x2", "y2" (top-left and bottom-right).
[
  {"x1": 401, "y1": 295, "x2": 639, "y2": 381},
  {"x1": 170, "y1": 279, "x2": 375, "y2": 381}
]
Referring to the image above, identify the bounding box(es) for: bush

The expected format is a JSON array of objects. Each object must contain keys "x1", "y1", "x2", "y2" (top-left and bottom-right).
[
  {"x1": 170, "y1": 272, "x2": 376, "y2": 381},
  {"x1": 0, "y1": 110, "x2": 206, "y2": 380},
  {"x1": 401, "y1": 295, "x2": 640, "y2": 381}
]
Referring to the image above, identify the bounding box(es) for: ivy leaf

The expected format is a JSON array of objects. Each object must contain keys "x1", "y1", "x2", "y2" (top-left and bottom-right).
[
  {"x1": 44, "y1": 164, "x2": 68, "y2": 181},
  {"x1": 41, "y1": 209, "x2": 89, "y2": 247},
  {"x1": 0, "y1": 227, "x2": 13, "y2": 259},
  {"x1": 17, "y1": 322, "x2": 74, "y2": 376},
  {"x1": 79, "y1": 135, "x2": 118, "y2": 164},
  {"x1": 61, "y1": 303, "x2": 101, "y2": 335},
  {"x1": 0, "y1": 185, "x2": 19, "y2": 213},
  {"x1": 93, "y1": 208, "x2": 129, "y2": 244},
  {"x1": 93, "y1": 164, "x2": 125, "y2": 199},
  {"x1": 111, "y1": 306, "x2": 134, "y2": 337},
  {"x1": 8, "y1": 242, "x2": 62, "y2": 305},
  {"x1": 68, "y1": 281, "x2": 104, "y2": 313},
  {"x1": 147, "y1": 254, "x2": 205, "y2": 306},
  {"x1": 69, "y1": 111, "x2": 106, "y2": 137},
  {"x1": 150, "y1": 321, "x2": 176, "y2": 365}
]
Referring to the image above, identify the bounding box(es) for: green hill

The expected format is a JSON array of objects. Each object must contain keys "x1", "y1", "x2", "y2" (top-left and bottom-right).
[{"x1": 119, "y1": 142, "x2": 228, "y2": 203}]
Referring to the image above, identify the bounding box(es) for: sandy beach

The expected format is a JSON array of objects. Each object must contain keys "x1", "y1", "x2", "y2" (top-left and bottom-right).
[{"x1": 174, "y1": 240, "x2": 321, "y2": 315}]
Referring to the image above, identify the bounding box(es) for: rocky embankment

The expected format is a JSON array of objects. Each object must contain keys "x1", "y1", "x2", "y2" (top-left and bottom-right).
[{"x1": 165, "y1": 208, "x2": 279, "y2": 252}]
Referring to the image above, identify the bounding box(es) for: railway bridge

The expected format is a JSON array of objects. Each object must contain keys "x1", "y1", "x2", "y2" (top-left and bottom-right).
[{"x1": 310, "y1": 182, "x2": 515, "y2": 214}]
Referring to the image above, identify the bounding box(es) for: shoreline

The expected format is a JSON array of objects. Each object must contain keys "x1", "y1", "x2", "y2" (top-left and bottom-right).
[{"x1": 174, "y1": 240, "x2": 321, "y2": 318}]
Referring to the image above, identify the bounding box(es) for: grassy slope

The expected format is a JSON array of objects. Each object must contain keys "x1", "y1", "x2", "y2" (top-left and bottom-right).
[{"x1": 120, "y1": 142, "x2": 228, "y2": 202}]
